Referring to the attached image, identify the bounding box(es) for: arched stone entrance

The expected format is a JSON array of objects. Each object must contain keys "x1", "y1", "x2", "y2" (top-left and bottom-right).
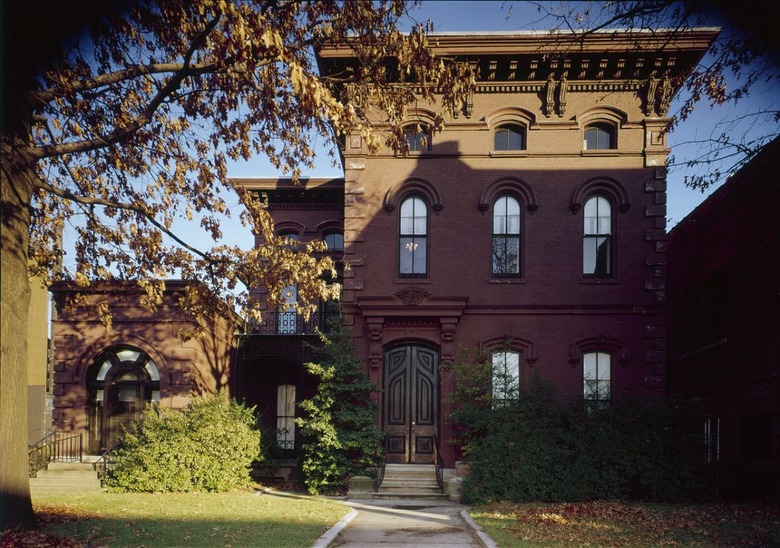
[{"x1": 86, "y1": 346, "x2": 160, "y2": 453}]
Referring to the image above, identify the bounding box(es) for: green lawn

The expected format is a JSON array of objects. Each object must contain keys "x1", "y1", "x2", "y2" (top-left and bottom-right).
[
  {"x1": 16, "y1": 490, "x2": 348, "y2": 547},
  {"x1": 469, "y1": 501, "x2": 780, "y2": 547}
]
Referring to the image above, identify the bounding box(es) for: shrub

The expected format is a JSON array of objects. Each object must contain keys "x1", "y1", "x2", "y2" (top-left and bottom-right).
[
  {"x1": 105, "y1": 392, "x2": 262, "y2": 493},
  {"x1": 448, "y1": 347, "x2": 712, "y2": 504},
  {"x1": 297, "y1": 319, "x2": 384, "y2": 495}
]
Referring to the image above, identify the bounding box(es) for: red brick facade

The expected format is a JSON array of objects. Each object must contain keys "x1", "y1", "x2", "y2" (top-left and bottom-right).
[
  {"x1": 50, "y1": 282, "x2": 239, "y2": 453},
  {"x1": 238, "y1": 30, "x2": 716, "y2": 468}
]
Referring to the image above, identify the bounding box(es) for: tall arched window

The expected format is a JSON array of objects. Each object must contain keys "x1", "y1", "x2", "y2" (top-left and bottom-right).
[
  {"x1": 584, "y1": 122, "x2": 616, "y2": 150},
  {"x1": 492, "y1": 195, "x2": 522, "y2": 276},
  {"x1": 583, "y1": 351, "x2": 612, "y2": 411},
  {"x1": 399, "y1": 196, "x2": 428, "y2": 276},
  {"x1": 494, "y1": 124, "x2": 525, "y2": 151},
  {"x1": 583, "y1": 195, "x2": 612, "y2": 278}
]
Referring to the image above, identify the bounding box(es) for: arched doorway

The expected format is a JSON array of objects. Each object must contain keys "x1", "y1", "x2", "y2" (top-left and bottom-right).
[
  {"x1": 87, "y1": 346, "x2": 160, "y2": 453},
  {"x1": 383, "y1": 344, "x2": 439, "y2": 464}
]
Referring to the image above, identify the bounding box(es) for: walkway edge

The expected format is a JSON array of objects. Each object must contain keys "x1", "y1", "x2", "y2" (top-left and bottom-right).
[
  {"x1": 460, "y1": 509, "x2": 498, "y2": 548},
  {"x1": 312, "y1": 507, "x2": 358, "y2": 548}
]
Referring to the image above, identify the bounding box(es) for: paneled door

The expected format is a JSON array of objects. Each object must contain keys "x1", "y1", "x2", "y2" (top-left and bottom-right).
[{"x1": 383, "y1": 345, "x2": 438, "y2": 464}]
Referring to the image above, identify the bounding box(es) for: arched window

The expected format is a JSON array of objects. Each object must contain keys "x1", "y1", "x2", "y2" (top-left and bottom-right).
[
  {"x1": 87, "y1": 346, "x2": 160, "y2": 453},
  {"x1": 404, "y1": 124, "x2": 431, "y2": 152},
  {"x1": 584, "y1": 122, "x2": 616, "y2": 150},
  {"x1": 583, "y1": 195, "x2": 612, "y2": 278},
  {"x1": 492, "y1": 195, "x2": 522, "y2": 276},
  {"x1": 492, "y1": 351, "x2": 520, "y2": 407},
  {"x1": 399, "y1": 196, "x2": 428, "y2": 276},
  {"x1": 583, "y1": 351, "x2": 612, "y2": 411},
  {"x1": 494, "y1": 124, "x2": 525, "y2": 151}
]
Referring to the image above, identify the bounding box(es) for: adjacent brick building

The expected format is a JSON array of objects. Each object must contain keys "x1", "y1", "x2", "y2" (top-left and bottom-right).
[
  {"x1": 50, "y1": 282, "x2": 240, "y2": 453},
  {"x1": 667, "y1": 136, "x2": 780, "y2": 500}
]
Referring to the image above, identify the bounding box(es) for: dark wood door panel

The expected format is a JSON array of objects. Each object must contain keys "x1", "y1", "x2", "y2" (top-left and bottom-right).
[{"x1": 384, "y1": 345, "x2": 438, "y2": 464}]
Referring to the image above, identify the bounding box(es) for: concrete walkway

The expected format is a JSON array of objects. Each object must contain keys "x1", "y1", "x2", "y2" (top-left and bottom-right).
[{"x1": 314, "y1": 499, "x2": 496, "y2": 547}]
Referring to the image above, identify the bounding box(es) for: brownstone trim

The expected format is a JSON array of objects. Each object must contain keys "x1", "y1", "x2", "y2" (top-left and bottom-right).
[
  {"x1": 383, "y1": 177, "x2": 444, "y2": 215},
  {"x1": 570, "y1": 176, "x2": 631, "y2": 214}
]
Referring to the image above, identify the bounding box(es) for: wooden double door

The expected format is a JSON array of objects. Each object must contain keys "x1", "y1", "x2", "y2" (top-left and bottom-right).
[{"x1": 383, "y1": 345, "x2": 439, "y2": 464}]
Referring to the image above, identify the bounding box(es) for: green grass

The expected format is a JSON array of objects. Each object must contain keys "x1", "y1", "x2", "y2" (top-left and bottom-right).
[
  {"x1": 469, "y1": 501, "x2": 780, "y2": 547},
  {"x1": 27, "y1": 490, "x2": 349, "y2": 547}
]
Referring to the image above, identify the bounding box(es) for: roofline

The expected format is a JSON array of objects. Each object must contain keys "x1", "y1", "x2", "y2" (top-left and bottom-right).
[
  {"x1": 230, "y1": 177, "x2": 345, "y2": 191},
  {"x1": 317, "y1": 27, "x2": 721, "y2": 57}
]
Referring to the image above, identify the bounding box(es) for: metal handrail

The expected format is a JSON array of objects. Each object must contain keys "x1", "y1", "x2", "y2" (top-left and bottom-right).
[
  {"x1": 28, "y1": 431, "x2": 83, "y2": 478},
  {"x1": 374, "y1": 451, "x2": 386, "y2": 492},
  {"x1": 93, "y1": 443, "x2": 121, "y2": 486},
  {"x1": 433, "y1": 435, "x2": 444, "y2": 492}
]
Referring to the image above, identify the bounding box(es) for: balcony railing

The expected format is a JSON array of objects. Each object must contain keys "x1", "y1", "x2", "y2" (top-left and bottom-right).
[{"x1": 254, "y1": 304, "x2": 340, "y2": 335}]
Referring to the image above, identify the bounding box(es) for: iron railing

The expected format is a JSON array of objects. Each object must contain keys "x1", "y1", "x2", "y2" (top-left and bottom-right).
[
  {"x1": 375, "y1": 448, "x2": 386, "y2": 492},
  {"x1": 28, "y1": 431, "x2": 83, "y2": 478},
  {"x1": 92, "y1": 443, "x2": 120, "y2": 486},
  {"x1": 433, "y1": 435, "x2": 444, "y2": 492}
]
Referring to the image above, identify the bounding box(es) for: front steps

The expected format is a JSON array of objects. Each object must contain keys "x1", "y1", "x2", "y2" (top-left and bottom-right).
[
  {"x1": 374, "y1": 464, "x2": 447, "y2": 500},
  {"x1": 30, "y1": 459, "x2": 104, "y2": 497}
]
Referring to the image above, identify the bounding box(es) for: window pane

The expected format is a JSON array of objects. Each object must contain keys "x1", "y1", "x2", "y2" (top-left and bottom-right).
[
  {"x1": 401, "y1": 197, "x2": 426, "y2": 236},
  {"x1": 584, "y1": 196, "x2": 611, "y2": 235},
  {"x1": 277, "y1": 384, "x2": 296, "y2": 416},
  {"x1": 584, "y1": 124, "x2": 614, "y2": 150},
  {"x1": 405, "y1": 126, "x2": 430, "y2": 151},
  {"x1": 583, "y1": 352, "x2": 611, "y2": 403},
  {"x1": 494, "y1": 125, "x2": 524, "y2": 150},
  {"x1": 492, "y1": 351, "x2": 520, "y2": 401},
  {"x1": 583, "y1": 236, "x2": 611, "y2": 276},
  {"x1": 116, "y1": 349, "x2": 141, "y2": 363},
  {"x1": 400, "y1": 237, "x2": 426, "y2": 275},
  {"x1": 400, "y1": 197, "x2": 428, "y2": 276},
  {"x1": 324, "y1": 232, "x2": 343, "y2": 250},
  {"x1": 413, "y1": 215, "x2": 427, "y2": 235},
  {"x1": 583, "y1": 196, "x2": 612, "y2": 277},
  {"x1": 493, "y1": 236, "x2": 520, "y2": 274},
  {"x1": 583, "y1": 352, "x2": 598, "y2": 380}
]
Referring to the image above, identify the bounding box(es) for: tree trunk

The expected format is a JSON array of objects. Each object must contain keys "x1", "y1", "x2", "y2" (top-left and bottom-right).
[{"x1": 0, "y1": 139, "x2": 38, "y2": 531}]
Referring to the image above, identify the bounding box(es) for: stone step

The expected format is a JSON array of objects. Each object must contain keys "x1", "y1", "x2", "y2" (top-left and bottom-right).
[
  {"x1": 372, "y1": 492, "x2": 450, "y2": 501},
  {"x1": 30, "y1": 461, "x2": 104, "y2": 496},
  {"x1": 377, "y1": 464, "x2": 443, "y2": 496}
]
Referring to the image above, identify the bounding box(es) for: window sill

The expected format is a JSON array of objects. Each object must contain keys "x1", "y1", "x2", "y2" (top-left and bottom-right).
[
  {"x1": 581, "y1": 149, "x2": 620, "y2": 156},
  {"x1": 581, "y1": 278, "x2": 618, "y2": 284},
  {"x1": 489, "y1": 150, "x2": 529, "y2": 158},
  {"x1": 489, "y1": 278, "x2": 526, "y2": 284},
  {"x1": 394, "y1": 152, "x2": 434, "y2": 158},
  {"x1": 395, "y1": 277, "x2": 431, "y2": 284}
]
